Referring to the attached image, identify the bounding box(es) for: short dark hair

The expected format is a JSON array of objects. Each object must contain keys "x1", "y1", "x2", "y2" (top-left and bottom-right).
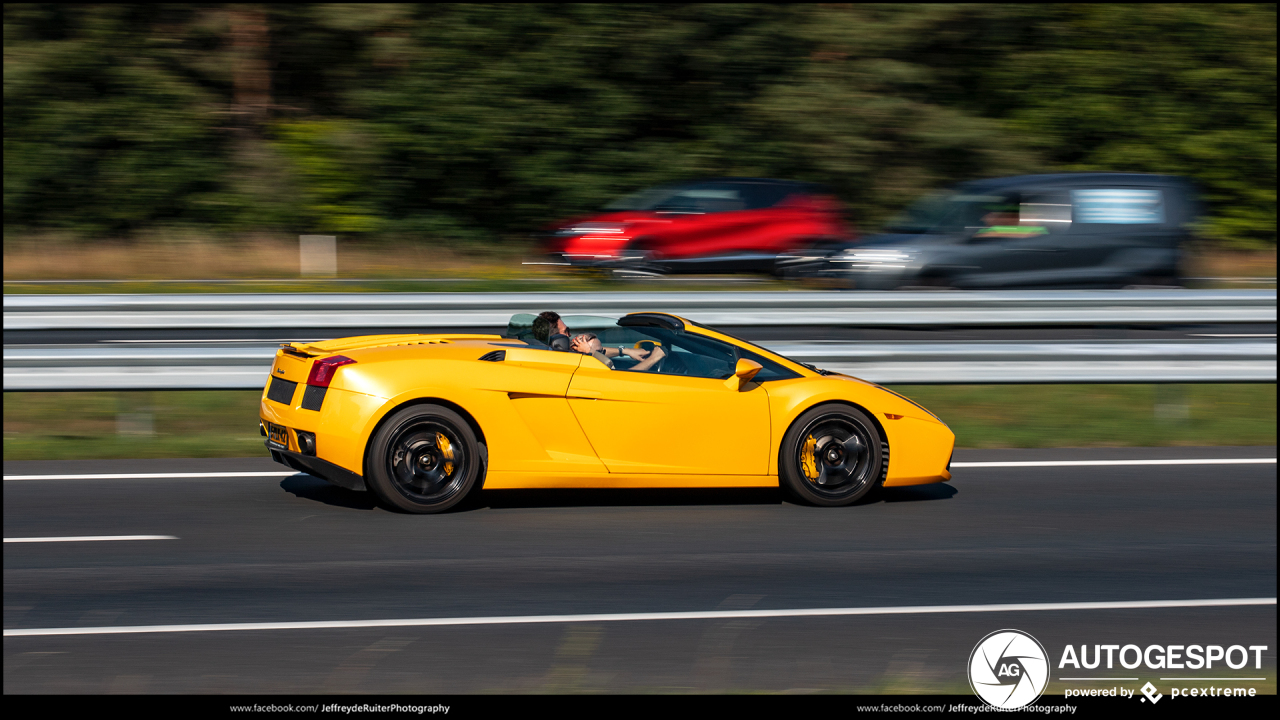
[{"x1": 532, "y1": 310, "x2": 561, "y2": 344}]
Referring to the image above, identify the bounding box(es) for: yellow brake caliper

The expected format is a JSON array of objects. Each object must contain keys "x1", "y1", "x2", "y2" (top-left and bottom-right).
[
  {"x1": 437, "y1": 432, "x2": 454, "y2": 476},
  {"x1": 800, "y1": 435, "x2": 819, "y2": 482}
]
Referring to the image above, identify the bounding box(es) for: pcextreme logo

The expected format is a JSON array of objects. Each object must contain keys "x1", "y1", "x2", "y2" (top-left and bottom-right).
[{"x1": 969, "y1": 629, "x2": 1050, "y2": 709}]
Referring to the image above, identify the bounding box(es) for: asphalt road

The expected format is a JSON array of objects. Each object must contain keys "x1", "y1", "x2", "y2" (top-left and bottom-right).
[{"x1": 4, "y1": 447, "x2": 1275, "y2": 695}]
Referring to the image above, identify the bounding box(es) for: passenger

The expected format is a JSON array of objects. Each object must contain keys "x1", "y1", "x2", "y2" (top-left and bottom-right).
[{"x1": 569, "y1": 332, "x2": 615, "y2": 369}]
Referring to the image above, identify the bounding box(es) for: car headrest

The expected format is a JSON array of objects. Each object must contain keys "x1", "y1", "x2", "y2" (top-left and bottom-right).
[{"x1": 547, "y1": 333, "x2": 571, "y2": 352}]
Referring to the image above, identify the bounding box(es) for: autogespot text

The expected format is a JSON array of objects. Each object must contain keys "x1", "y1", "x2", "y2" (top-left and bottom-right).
[{"x1": 1058, "y1": 644, "x2": 1267, "y2": 670}]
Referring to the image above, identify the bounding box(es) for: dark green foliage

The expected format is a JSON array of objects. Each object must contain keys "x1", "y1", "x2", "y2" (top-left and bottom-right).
[
  {"x1": 4, "y1": 5, "x2": 231, "y2": 235},
  {"x1": 4, "y1": 4, "x2": 1275, "y2": 247}
]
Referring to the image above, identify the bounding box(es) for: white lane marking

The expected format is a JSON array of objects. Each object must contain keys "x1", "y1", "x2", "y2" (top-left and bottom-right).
[
  {"x1": 952, "y1": 458, "x2": 1275, "y2": 468},
  {"x1": 4, "y1": 458, "x2": 1276, "y2": 481},
  {"x1": 4, "y1": 597, "x2": 1273, "y2": 638},
  {"x1": 4, "y1": 472, "x2": 296, "y2": 481},
  {"x1": 4, "y1": 535, "x2": 177, "y2": 543}
]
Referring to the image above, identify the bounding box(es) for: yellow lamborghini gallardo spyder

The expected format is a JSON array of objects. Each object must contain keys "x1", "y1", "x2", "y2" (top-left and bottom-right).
[{"x1": 259, "y1": 312, "x2": 953, "y2": 513}]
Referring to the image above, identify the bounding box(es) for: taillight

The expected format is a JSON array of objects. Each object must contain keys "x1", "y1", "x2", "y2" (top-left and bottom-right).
[{"x1": 306, "y1": 355, "x2": 356, "y2": 388}]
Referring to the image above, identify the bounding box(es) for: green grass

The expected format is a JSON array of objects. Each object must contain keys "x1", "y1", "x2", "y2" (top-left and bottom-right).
[
  {"x1": 3, "y1": 385, "x2": 1274, "y2": 462},
  {"x1": 890, "y1": 384, "x2": 1275, "y2": 448},
  {"x1": 4, "y1": 391, "x2": 266, "y2": 461},
  {"x1": 0, "y1": 276, "x2": 790, "y2": 295}
]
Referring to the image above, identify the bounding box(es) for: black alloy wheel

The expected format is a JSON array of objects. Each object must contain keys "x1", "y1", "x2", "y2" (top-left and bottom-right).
[
  {"x1": 614, "y1": 238, "x2": 666, "y2": 277},
  {"x1": 779, "y1": 404, "x2": 886, "y2": 507},
  {"x1": 366, "y1": 405, "x2": 483, "y2": 514}
]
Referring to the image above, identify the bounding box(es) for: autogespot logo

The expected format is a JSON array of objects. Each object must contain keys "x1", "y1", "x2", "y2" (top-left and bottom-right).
[{"x1": 969, "y1": 629, "x2": 1050, "y2": 709}]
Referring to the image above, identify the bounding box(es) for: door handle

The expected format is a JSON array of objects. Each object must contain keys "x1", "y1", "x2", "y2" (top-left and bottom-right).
[{"x1": 567, "y1": 389, "x2": 601, "y2": 399}]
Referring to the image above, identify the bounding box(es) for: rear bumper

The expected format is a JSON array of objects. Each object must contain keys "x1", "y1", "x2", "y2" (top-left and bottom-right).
[{"x1": 268, "y1": 443, "x2": 367, "y2": 492}]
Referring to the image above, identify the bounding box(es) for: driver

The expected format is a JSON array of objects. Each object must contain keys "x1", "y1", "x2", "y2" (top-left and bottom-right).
[
  {"x1": 628, "y1": 343, "x2": 666, "y2": 371},
  {"x1": 973, "y1": 201, "x2": 1048, "y2": 239},
  {"x1": 568, "y1": 332, "x2": 667, "y2": 371},
  {"x1": 572, "y1": 334, "x2": 664, "y2": 371}
]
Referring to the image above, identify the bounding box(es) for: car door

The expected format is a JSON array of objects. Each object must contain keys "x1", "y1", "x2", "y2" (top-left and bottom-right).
[
  {"x1": 649, "y1": 185, "x2": 753, "y2": 261},
  {"x1": 565, "y1": 332, "x2": 771, "y2": 476},
  {"x1": 950, "y1": 189, "x2": 1078, "y2": 288},
  {"x1": 473, "y1": 346, "x2": 608, "y2": 475}
]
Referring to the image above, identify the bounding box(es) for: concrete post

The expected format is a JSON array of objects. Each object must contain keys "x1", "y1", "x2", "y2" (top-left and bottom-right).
[{"x1": 300, "y1": 235, "x2": 337, "y2": 276}]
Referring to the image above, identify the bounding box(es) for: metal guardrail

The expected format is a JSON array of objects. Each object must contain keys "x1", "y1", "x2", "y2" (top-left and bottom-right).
[
  {"x1": 4, "y1": 340, "x2": 1273, "y2": 389},
  {"x1": 4, "y1": 289, "x2": 1275, "y2": 330},
  {"x1": 4, "y1": 291, "x2": 1274, "y2": 389}
]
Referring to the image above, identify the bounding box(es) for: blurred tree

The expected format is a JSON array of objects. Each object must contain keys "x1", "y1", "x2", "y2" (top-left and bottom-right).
[
  {"x1": 3, "y1": 4, "x2": 1275, "y2": 249},
  {"x1": 354, "y1": 4, "x2": 816, "y2": 243},
  {"x1": 737, "y1": 4, "x2": 1040, "y2": 230},
  {"x1": 978, "y1": 4, "x2": 1277, "y2": 250},
  {"x1": 4, "y1": 4, "x2": 231, "y2": 236},
  {"x1": 271, "y1": 118, "x2": 382, "y2": 233}
]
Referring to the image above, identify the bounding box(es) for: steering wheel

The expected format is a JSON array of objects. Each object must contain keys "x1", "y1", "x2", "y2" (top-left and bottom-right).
[{"x1": 632, "y1": 339, "x2": 667, "y2": 372}]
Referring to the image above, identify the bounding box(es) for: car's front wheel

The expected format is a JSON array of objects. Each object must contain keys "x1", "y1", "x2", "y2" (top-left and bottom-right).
[
  {"x1": 779, "y1": 404, "x2": 886, "y2": 506},
  {"x1": 366, "y1": 404, "x2": 483, "y2": 514}
]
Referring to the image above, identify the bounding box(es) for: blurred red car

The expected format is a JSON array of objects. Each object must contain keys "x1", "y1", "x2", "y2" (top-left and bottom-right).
[{"x1": 539, "y1": 178, "x2": 852, "y2": 275}]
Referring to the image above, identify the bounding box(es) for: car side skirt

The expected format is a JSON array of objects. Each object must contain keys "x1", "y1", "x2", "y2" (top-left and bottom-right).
[{"x1": 483, "y1": 471, "x2": 780, "y2": 490}]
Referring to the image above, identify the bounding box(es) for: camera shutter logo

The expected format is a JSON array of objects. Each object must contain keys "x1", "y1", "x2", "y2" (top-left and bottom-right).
[{"x1": 968, "y1": 629, "x2": 1049, "y2": 709}]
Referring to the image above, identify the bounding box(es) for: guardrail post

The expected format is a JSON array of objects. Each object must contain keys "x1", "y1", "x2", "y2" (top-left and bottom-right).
[
  {"x1": 299, "y1": 235, "x2": 337, "y2": 277},
  {"x1": 1154, "y1": 384, "x2": 1191, "y2": 421},
  {"x1": 116, "y1": 391, "x2": 156, "y2": 437}
]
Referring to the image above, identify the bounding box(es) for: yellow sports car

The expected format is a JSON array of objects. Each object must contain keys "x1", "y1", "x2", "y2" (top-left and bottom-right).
[{"x1": 259, "y1": 312, "x2": 954, "y2": 513}]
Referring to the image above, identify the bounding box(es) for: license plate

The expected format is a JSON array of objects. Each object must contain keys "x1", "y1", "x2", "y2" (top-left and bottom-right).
[{"x1": 267, "y1": 422, "x2": 289, "y2": 450}]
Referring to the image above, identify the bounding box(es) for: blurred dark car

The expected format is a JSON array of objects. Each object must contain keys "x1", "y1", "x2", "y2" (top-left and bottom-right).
[
  {"x1": 539, "y1": 178, "x2": 850, "y2": 275},
  {"x1": 778, "y1": 173, "x2": 1202, "y2": 289}
]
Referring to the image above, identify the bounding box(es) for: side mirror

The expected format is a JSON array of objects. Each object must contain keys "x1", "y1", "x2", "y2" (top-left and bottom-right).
[{"x1": 724, "y1": 359, "x2": 763, "y2": 391}]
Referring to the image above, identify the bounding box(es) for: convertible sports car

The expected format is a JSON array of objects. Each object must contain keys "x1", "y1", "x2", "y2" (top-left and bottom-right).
[{"x1": 259, "y1": 312, "x2": 954, "y2": 513}]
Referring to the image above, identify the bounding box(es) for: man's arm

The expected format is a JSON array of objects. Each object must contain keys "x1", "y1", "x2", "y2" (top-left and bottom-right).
[
  {"x1": 605, "y1": 345, "x2": 651, "y2": 360},
  {"x1": 629, "y1": 345, "x2": 665, "y2": 371}
]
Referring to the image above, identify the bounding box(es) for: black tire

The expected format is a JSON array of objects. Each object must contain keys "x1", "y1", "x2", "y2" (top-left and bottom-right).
[
  {"x1": 614, "y1": 238, "x2": 666, "y2": 277},
  {"x1": 779, "y1": 404, "x2": 887, "y2": 507},
  {"x1": 365, "y1": 404, "x2": 484, "y2": 514}
]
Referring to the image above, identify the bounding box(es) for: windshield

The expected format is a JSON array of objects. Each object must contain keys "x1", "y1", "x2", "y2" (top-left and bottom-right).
[
  {"x1": 686, "y1": 320, "x2": 830, "y2": 375},
  {"x1": 882, "y1": 193, "x2": 1009, "y2": 234},
  {"x1": 602, "y1": 181, "x2": 797, "y2": 213},
  {"x1": 505, "y1": 314, "x2": 801, "y2": 380}
]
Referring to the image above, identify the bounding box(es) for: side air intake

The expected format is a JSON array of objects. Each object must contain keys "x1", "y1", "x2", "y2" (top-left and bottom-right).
[{"x1": 479, "y1": 350, "x2": 506, "y2": 362}]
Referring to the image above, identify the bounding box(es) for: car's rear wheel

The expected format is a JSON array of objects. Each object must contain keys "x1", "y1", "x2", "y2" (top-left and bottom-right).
[
  {"x1": 366, "y1": 405, "x2": 483, "y2": 514},
  {"x1": 779, "y1": 404, "x2": 886, "y2": 507}
]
